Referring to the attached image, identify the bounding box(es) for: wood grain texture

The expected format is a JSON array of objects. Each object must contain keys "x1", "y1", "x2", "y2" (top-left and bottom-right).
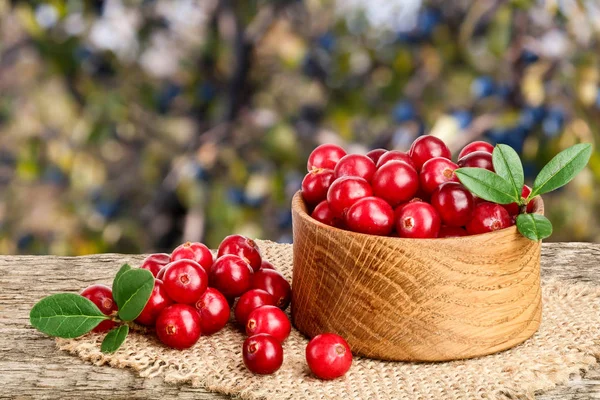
[
  {"x1": 291, "y1": 191, "x2": 544, "y2": 361},
  {"x1": 0, "y1": 243, "x2": 599, "y2": 399}
]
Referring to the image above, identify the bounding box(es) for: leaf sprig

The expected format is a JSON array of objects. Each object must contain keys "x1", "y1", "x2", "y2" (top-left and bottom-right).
[
  {"x1": 455, "y1": 143, "x2": 592, "y2": 241},
  {"x1": 30, "y1": 263, "x2": 154, "y2": 354}
]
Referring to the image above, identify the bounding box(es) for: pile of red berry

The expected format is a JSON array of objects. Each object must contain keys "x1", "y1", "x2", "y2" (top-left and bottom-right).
[{"x1": 302, "y1": 138, "x2": 533, "y2": 238}]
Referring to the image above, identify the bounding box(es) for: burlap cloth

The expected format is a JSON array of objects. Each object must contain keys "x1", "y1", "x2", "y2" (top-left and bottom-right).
[{"x1": 56, "y1": 241, "x2": 600, "y2": 399}]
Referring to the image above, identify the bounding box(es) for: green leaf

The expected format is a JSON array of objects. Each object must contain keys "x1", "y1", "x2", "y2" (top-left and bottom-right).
[
  {"x1": 516, "y1": 213, "x2": 553, "y2": 241},
  {"x1": 30, "y1": 293, "x2": 109, "y2": 338},
  {"x1": 455, "y1": 168, "x2": 519, "y2": 204},
  {"x1": 112, "y1": 263, "x2": 132, "y2": 306},
  {"x1": 101, "y1": 324, "x2": 129, "y2": 353},
  {"x1": 492, "y1": 144, "x2": 524, "y2": 201},
  {"x1": 530, "y1": 143, "x2": 592, "y2": 198},
  {"x1": 115, "y1": 269, "x2": 155, "y2": 321}
]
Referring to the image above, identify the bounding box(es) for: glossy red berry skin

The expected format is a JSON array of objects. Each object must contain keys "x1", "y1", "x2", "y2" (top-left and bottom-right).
[
  {"x1": 210, "y1": 254, "x2": 254, "y2": 298},
  {"x1": 162, "y1": 259, "x2": 208, "y2": 305},
  {"x1": 246, "y1": 305, "x2": 291, "y2": 343},
  {"x1": 306, "y1": 333, "x2": 352, "y2": 380},
  {"x1": 301, "y1": 168, "x2": 335, "y2": 206},
  {"x1": 457, "y1": 151, "x2": 494, "y2": 172},
  {"x1": 466, "y1": 202, "x2": 512, "y2": 235},
  {"x1": 218, "y1": 235, "x2": 262, "y2": 272},
  {"x1": 375, "y1": 150, "x2": 415, "y2": 169},
  {"x1": 503, "y1": 185, "x2": 533, "y2": 215},
  {"x1": 251, "y1": 268, "x2": 292, "y2": 310},
  {"x1": 135, "y1": 279, "x2": 173, "y2": 326},
  {"x1": 194, "y1": 287, "x2": 230, "y2": 335},
  {"x1": 419, "y1": 157, "x2": 460, "y2": 194},
  {"x1": 430, "y1": 182, "x2": 474, "y2": 227},
  {"x1": 395, "y1": 201, "x2": 441, "y2": 238},
  {"x1": 234, "y1": 289, "x2": 277, "y2": 326},
  {"x1": 438, "y1": 226, "x2": 468, "y2": 238},
  {"x1": 259, "y1": 260, "x2": 276, "y2": 270},
  {"x1": 409, "y1": 135, "x2": 451, "y2": 171},
  {"x1": 345, "y1": 196, "x2": 394, "y2": 236},
  {"x1": 334, "y1": 154, "x2": 377, "y2": 182},
  {"x1": 81, "y1": 284, "x2": 118, "y2": 333},
  {"x1": 243, "y1": 334, "x2": 284, "y2": 375},
  {"x1": 371, "y1": 161, "x2": 419, "y2": 207},
  {"x1": 140, "y1": 253, "x2": 171, "y2": 277},
  {"x1": 307, "y1": 144, "x2": 346, "y2": 171},
  {"x1": 365, "y1": 148, "x2": 387, "y2": 164},
  {"x1": 155, "y1": 304, "x2": 202, "y2": 349},
  {"x1": 458, "y1": 141, "x2": 494, "y2": 159},
  {"x1": 171, "y1": 242, "x2": 214, "y2": 275},
  {"x1": 310, "y1": 200, "x2": 337, "y2": 226},
  {"x1": 326, "y1": 176, "x2": 372, "y2": 218}
]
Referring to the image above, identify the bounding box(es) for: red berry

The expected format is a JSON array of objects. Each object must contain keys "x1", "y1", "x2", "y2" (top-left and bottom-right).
[
  {"x1": 210, "y1": 255, "x2": 253, "y2": 298},
  {"x1": 156, "y1": 266, "x2": 167, "y2": 281},
  {"x1": 81, "y1": 284, "x2": 118, "y2": 333},
  {"x1": 135, "y1": 279, "x2": 173, "y2": 326},
  {"x1": 458, "y1": 141, "x2": 494, "y2": 159},
  {"x1": 457, "y1": 151, "x2": 494, "y2": 172},
  {"x1": 162, "y1": 259, "x2": 208, "y2": 304},
  {"x1": 251, "y1": 269, "x2": 292, "y2": 310},
  {"x1": 140, "y1": 253, "x2": 171, "y2": 277},
  {"x1": 243, "y1": 334, "x2": 283, "y2": 375},
  {"x1": 246, "y1": 305, "x2": 291, "y2": 342},
  {"x1": 171, "y1": 242, "x2": 214, "y2": 275},
  {"x1": 365, "y1": 148, "x2": 387, "y2": 164},
  {"x1": 326, "y1": 176, "x2": 372, "y2": 218},
  {"x1": 371, "y1": 161, "x2": 419, "y2": 207},
  {"x1": 419, "y1": 157, "x2": 459, "y2": 194},
  {"x1": 234, "y1": 289, "x2": 277, "y2": 326},
  {"x1": 306, "y1": 333, "x2": 352, "y2": 380},
  {"x1": 395, "y1": 201, "x2": 441, "y2": 238},
  {"x1": 375, "y1": 150, "x2": 415, "y2": 169},
  {"x1": 310, "y1": 200, "x2": 337, "y2": 226},
  {"x1": 409, "y1": 135, "x2": 451, "y2": 171},
  {"x1": 503, "y1": 185, "x2": 533, "y2": 215},
  {"x1": 430, "y1": 182, "x2": 474, "y2": 227},
  {"x1": 307, "y1": 144, "x2": 346, "y2": 171},
  {"x1": 218, "y1": 235, "x2": 262, "y2": 273},
  {"x1": 334, "y1": 154, "x2": 376, "y2": 182},
  {"x1": 466, "y1": 202, "x2": 512, "y2": 235},
  {"x1": 156, "y1": 304, "x2": 201, "y2": 349},
  {"x1": 301, "y1": 168, "x2": 335, "y2": 206},
  {"x1": 195, "y1": 287, "x2": 230, "y2": 335},
  {"x1": 259, "y1": 260, "x2": 276, "y2": 271},
  {"x1": 438, "y1": 226, "x2": 468, "y2": 238},
  {"x1": 345, "y1": 196, "x2": 394, "y2": 236}
]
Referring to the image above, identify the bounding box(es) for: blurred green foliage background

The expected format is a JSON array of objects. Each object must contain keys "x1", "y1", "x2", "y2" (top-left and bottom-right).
[{"x1": 0, "y1": 0, "x2": 599, "y2": 255}]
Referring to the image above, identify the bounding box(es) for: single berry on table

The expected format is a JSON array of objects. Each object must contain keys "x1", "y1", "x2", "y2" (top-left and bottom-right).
[
  {"x1": 194, "y1": 287, "x2": 230, "y2": 335},
  {"x1": 250, "y1": 268, "x2": 292, "y2": 310},
  {"x1": 135, "y1": 279, "x2": 173, "y2": 326},
  {"x1": 140, "y1": 253, "x2": 171, "y2": 277},
  {"x1": 243, "y1": 334, "x2": 284, "y2": 375},
  {"x1": 365, "y1": 148, "x2": 387, "y2": 164},
  {"x1": 162, "y1": 259, "x2": 208, "y2": 304},
  {"x1": 310, "y1": 200, "x2": 338, "y2": 227},
  {"x1": 156, "y1": 304, "x2": 202, "y2": 349},
  {"x1": 305, "y1": 333, "x2": 352, "y2": 380},
  {"x1": 438, "y1": 226, "x2": 468, "y2": 238},
  {"x1": 395, "y1": 201, "x2": 441, "y2": 238},
  {"x1": 345, "y1": 196, "x2": 394, "y2": 236},
  {"x1": 371, "y1": 161, "x2": 419, "y2": 207},
  {"x1": 301, "y1": 168, "x2": 335, "y2": 206},
  {"x1": 430, "y1": 182, "x2": 474, "y2": 227},
  {"x1": 334, "y1": 154, "x2": 377, "y2": 182},
  {"x1": 409, "y1": 135, "x2": 451, "y2": 171},
  {"x1": 466, "y1": 202, "x2": 512, "y2": 235},
  {"x1": 210, "y1": 254, "x2": 254, "y2": 298},
  {"x1": 218, "y1": 234, "x2": 262, "y2": 272},
  {"x1": 457, "y1": 151, "x2": 494, "y2": 172},
  {"x1": 81, "y1": 284, "x2": 118, "y2": 333},
  {"x1": 234, "y1": 289, "x2": 277, "y2": 326},
  {"x1": 419, "y1": 157, "x2": 460, "y2": 194},
  {"x1": 307, "y1": 144, "x2": 346, "y2": 171},
  {"x1": 171, "y1": 242, "x2": 214, "y2": 275},
  {"x1": 458, "y1": 141, "x2": 494, "y2": 159},
  {"x1": 375, "y1": 150, "x2": 415, "y2": 169},
  {"x1": 246, "y1": 305, "x2": 291, "y2": 343},
  {"x1": 326, "y1": 176, "x2": 373, "y2": 219}
]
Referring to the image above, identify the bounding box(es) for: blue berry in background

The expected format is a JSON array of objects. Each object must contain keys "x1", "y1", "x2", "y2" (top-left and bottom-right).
[
  {"x1": 416, "y1": 8, "x2": 441, "y2": 38},
  {"x1": 277, "y1": 209, "x2": 293, "y2": 229},
  {"x1": 486, "y1": 126, "x2": 527, "y2": 153},
  {"x1": 317, "y1": 32, "x2": 336, "y2": 52},
  {"x1": 157, "y1": 83, "x2": 182, "y2": 114},
  {"x1": 542, "y1": 108, "x2": 565, "y2": 138},
  {"x1": 17, "y1": 233, "x2": 34, "y2": 250},
  {"x1": 42, "y1": 165, "x2": 68, "y2": 186},
  {"x1": 523, "y1": 161, "x2": 538, "y2": 180},
  {"x1": 451, "y1": 110, "x2": 473, "y2": 129},
  {"x1": 392, "y1": 101, "x2": 416, "y2": 123},
  {"x1": 471, "y1": 76, "x2": 496, "y2": 99},
  {"x1": 227, "y1": 187, "x2": 245, "y2": 206},
  {"x1": 197, "y1": 82, "x2": 216, "y2": 102},
  {"x1": 519, "y1": 49, "x2": 539, "y2": 65},
  {"x1": 519, "y1": 106, "x2": 546, "y2": 130},
  {"x1": 95, "y1": 198, "x2": 120, "y2": 219},
  {"x1": 495, "y1": 83, "x2": 512, "y2": 101}
]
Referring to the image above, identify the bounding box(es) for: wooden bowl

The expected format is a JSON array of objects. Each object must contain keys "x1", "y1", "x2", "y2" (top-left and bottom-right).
[{"x1": 290, "y1": 192, "x2": 543, "y2": 362}]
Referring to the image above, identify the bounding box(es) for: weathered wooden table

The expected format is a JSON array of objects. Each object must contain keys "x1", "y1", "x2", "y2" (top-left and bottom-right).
[{"x1": 1, "y1": 243, "x2": 599, "y2": 399}]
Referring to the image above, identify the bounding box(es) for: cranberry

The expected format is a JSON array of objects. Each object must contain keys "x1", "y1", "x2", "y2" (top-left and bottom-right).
[
  {"x1": 430, "y1": 182, "x2": 474, "y2": 227},
  {"x1": 81, "y1": 284, "x2": 118, "y2": 333},
  {"x1": 371, "y1": 161, "x2": 419, "y2": 207},
  {"x1": 218, "y1": 234, "x2": 262, "y2": 272},
  {"x1": 419, "y1": 157, "x2": 459, "y2": 194},
  {"x1": 395, "y1": 201, "x2": 441, "y2": 238},
  {"x1": 457, "y1": 151, "x2": 494, "y2": 172},
  {"x1": 365, "y1": 148, "x2": 387, "y2": 164},
  {"x1": 259, "y1": 260, "x2": 276, "y2": 271},
  {"x1": 195, "y1": 287, "x2": 230, "y2": 335},
  {"x1": 310, "y1": 200, "x2": 337, "y2": 226},
  {"x1": 334, "y1": 154, "x2": 376, "y2": 182},
  {"x1": 307, "y1": 144, "x2": 346, "y2": 171},
  {"x1": 409, "y1": 135, "x2": 451, "y2": 171},
  {"x1": 246, "y1": 305, "x2": 291, "y2": 343},
  {"x1": 171, "y1": 242, "x2": 214, "y2": 275},
  {"x1": 438, "y1": 226, "x2": 468, "y2": 238},
  {"x1": 135, "y1": 279, "x2": 173, "y2": 326},
  {"x1": 305, "y1": 333, "x2": 352, "y2": 380},
  {"x1": 466, "y1": 202, "x2": 512, "y2": 235},
  {"x1": 243, "y1": 334, "x2": 284, "y2": 375},
  {"x1": 458, "y1": 141, "x2": 494, "y2": 159},
  {"x1": 375, "y1": 150, "x2": 415, "y2": 169},
  {"x1": 326, "y1": 176, "x2": 372, "y2": 218},
  {"x1": 156, "y1": 304, "x2": 201, "y2": 349},
  {"x1": 162, "y1": 259, "x2": 208, "y2": 304},
  {"x1": 210, "y1": 255, "x2": 253, "y2": 298},
  {"x1": 251, "y1": 269, "x2": 292, "y2": 310},
  {"x1": 140, "y1": 253, "x2": 171, "y2": 277},
  {"x1": 503, "y1": 185, "x2": 533, "y2": 215},
  {"x1": 156, "y1": 266, "x2": 167, "y2": 281},
  {"x1": 345, "y1": 196, "x2": 394, "y2": 236},
  {"x1": 301, "y1": 168, "x2": 335, "y2": 206},
  {"x1": 234, "y1": 289, "x2": 277, "y2": 326}
]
